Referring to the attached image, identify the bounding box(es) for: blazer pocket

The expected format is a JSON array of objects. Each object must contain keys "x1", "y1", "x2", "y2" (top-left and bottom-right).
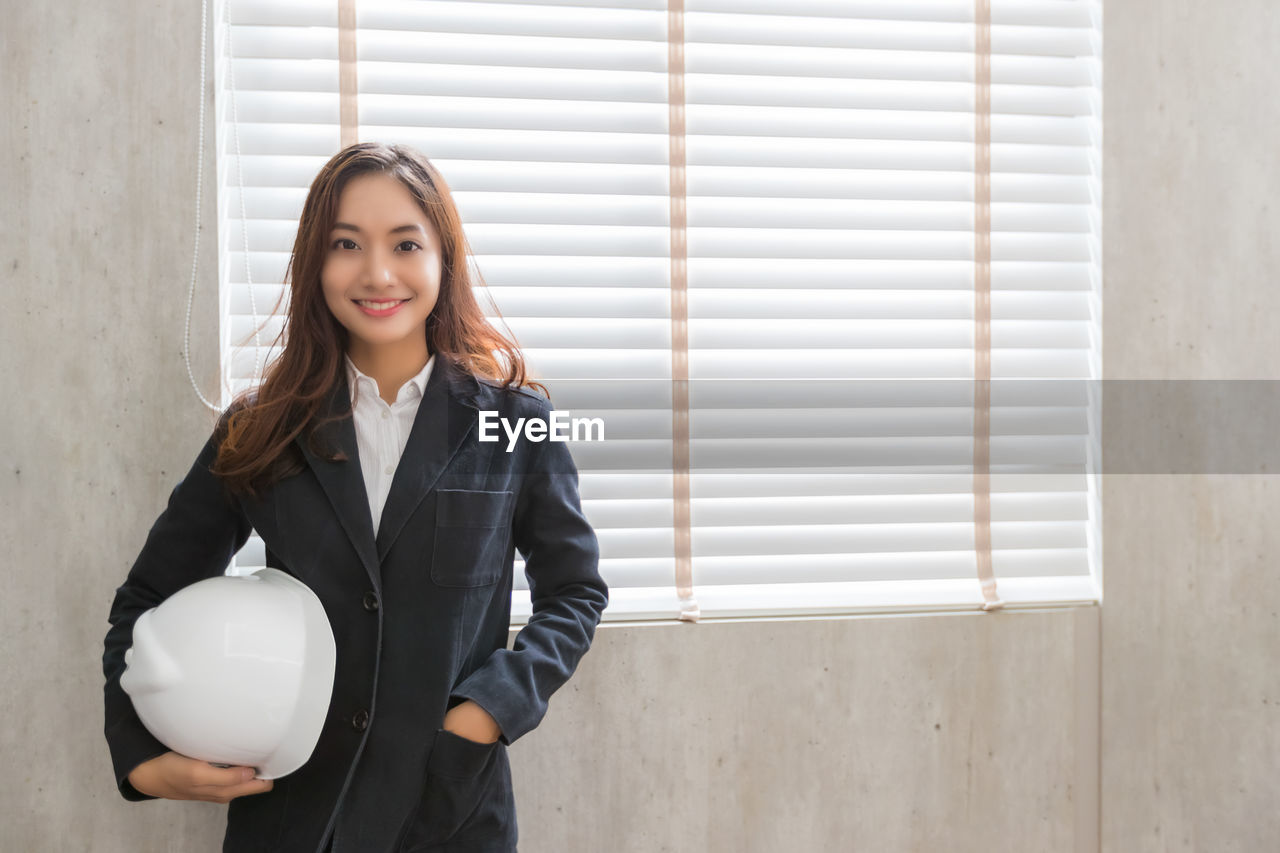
[
  {"x1": 430, "y1": 489, "x2": 514, "y2": 588},
  {"x1": 397, "y1": 729, "x2": 501, "y2": 851}
]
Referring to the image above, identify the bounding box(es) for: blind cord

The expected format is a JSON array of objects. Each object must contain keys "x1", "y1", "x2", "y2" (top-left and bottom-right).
[
  {"x1": 182, "y1": 0, "x2": 220, "y2": 412},
  {"x1": 184, "y1": 0, "x2": 262, "y2": 414}
]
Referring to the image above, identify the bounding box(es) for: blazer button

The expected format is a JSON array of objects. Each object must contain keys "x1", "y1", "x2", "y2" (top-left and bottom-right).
[
  {"x1": 352, "y1": 709, "x2": 370, "y2": 732},
  {"x1": 362, "y1": 591, "x2": 380, "y2": 612}
]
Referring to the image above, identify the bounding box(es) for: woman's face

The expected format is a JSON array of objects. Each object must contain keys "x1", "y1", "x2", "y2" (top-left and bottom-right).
[{"x1": 321, "y1": 172, "x2": 443, "y2": 364}]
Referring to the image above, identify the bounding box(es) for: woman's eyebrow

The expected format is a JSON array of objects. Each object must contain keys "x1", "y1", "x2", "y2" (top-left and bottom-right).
[{"x1": 332, "y1": 222, "x2": 426, "y2": 236}]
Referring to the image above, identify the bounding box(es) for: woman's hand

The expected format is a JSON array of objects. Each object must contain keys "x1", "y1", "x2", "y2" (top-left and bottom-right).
[
  {"x1": 127, "y1": 751, "x2": 274, "y2": 803},
  {"x1": 442, "y1": 700, "x2": 502, "y2": 744}
]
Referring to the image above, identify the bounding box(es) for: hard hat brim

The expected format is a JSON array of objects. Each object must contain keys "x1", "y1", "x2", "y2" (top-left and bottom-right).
[{"x1": 250, "y1": 569, "x2": 337, "y2": 780}]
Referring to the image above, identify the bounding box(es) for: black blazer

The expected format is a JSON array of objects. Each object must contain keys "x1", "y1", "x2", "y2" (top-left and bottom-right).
[{"x1": 102, "y1": 355, "x2": 608, "y2": 853}]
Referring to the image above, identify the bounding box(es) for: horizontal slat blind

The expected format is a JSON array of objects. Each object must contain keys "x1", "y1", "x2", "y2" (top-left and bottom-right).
[{"x1": 217, "y1": 0, "x2": 1102, "y2": 620}]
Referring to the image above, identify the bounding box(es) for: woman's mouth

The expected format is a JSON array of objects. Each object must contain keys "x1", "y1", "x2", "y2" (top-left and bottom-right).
[{"x1": 354, "y1": 298, "x2": 409, "y2": 317}]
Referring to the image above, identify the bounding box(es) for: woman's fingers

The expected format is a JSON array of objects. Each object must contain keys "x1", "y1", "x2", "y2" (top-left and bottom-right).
[
  {"x1": 192, "y1": 761, "x2": 258, "y2": 788},
  {"x1": 187, "y1": 761, "x2": 274, "y2": 801},
  {"x1": 196, "y1": 776, "x2": 275, "y2": 803}
]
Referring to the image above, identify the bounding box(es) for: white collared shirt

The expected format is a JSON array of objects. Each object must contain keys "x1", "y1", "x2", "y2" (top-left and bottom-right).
[{"x1": 344, "y1": 353, "x2": 436, "y2": 535}]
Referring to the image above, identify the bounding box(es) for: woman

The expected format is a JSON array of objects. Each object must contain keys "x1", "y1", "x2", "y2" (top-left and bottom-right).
[{"x1": 102, "y1": 142, "x2": 608, "y2": 852}]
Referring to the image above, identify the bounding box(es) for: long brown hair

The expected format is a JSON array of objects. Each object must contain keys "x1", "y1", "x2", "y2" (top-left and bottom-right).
[{"x1": 211, "y1": 142, "x2": 540, "y2": 498}]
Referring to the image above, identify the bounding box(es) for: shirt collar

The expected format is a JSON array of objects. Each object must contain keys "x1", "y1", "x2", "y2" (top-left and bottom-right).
[{"x1": 344, "y1": 353, "x2": 436, "y2": 406}]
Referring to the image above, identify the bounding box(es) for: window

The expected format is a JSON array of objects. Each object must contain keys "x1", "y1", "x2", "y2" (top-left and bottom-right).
[{"x1": 216, "y1": 0, "x2": 1102, "y2": 622}]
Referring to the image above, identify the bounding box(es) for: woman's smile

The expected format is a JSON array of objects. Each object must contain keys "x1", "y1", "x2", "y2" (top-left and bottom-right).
[{"x1": 353, "y1": 297, "x2": 411, "y2": 317}]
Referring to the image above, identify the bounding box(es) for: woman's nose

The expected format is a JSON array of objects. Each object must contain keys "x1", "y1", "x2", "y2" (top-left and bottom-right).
[{"x1": 362, "y1": 251, "x2": 395, "y2": 284}]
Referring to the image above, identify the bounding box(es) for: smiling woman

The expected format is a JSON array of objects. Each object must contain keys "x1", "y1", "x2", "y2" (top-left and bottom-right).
[
  {"x1": 320, "y1": 173, "x2": 443, "y2": 405},
  {"x1": 102, "y1": 143, "x2": 605, "y2": 853},
  {"x1": 202, "y1": 143, "x2": 545, "y2": 498}
]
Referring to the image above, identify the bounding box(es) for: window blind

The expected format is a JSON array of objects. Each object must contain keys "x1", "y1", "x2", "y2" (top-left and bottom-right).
[{"x1": 215, "y1": 0, "x2": 1102, "y2": 621}]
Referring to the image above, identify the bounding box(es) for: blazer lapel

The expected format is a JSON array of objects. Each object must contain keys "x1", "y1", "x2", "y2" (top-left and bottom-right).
[
  {"x1": 375, "y1": 355, "x2": 481, "y2": 561},
  {"x1": 294, "y1": 355, "x2": 483, "y2": 586},
  {"x1": 295, "y1": 370, "x2": 381, "y2": 589}
]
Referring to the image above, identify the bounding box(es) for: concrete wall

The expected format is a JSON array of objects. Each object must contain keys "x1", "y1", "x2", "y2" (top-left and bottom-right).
[
  {"x1": 1, "y1": 0, "x2": 235, "y2": 849},
  {"x1": 3, "y1": 1, "x2": 1275, "y2": 851},
  {"x1": 1099, "y1": 1, "x2": 1280, "y2": 851}
]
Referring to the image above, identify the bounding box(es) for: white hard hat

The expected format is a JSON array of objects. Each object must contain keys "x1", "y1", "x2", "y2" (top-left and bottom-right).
[{"x1": 120, "y1": 568, "x2": 337, "y2": 780}]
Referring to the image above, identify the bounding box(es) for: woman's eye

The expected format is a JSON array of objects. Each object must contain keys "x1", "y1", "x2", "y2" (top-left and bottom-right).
[{"x1": 330, "y1": 238, "x2": 419, "y2": 252}]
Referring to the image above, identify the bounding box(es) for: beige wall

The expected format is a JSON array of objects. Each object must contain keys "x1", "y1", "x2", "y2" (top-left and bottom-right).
[
  {"x1": 1100, "y1": 1, "x2": 1280, "y2": 851},
  {"x1": 3, "y1": 1, "x2": 1275, "y2": 851}
]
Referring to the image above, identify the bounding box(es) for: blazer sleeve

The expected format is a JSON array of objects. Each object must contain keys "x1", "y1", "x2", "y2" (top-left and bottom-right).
[
  {"x1": 447, "y1": 413, "x2": 609, "y2": 744},
  {"x1": 102, "y1": 419, "x2": 252, "y2": 800}
]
